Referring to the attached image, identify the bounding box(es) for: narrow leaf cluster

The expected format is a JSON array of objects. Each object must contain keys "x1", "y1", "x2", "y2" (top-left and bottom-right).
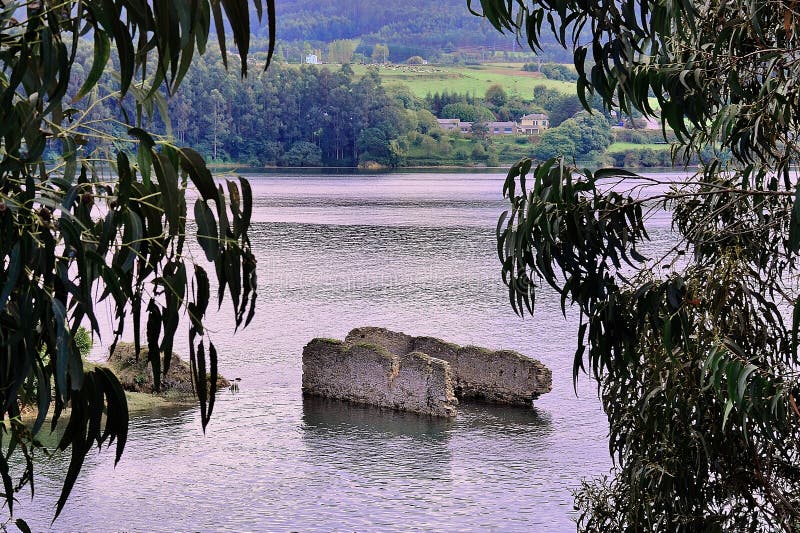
[{"x1": 0, "y1": 0, "x2": 273, "y2": 523}]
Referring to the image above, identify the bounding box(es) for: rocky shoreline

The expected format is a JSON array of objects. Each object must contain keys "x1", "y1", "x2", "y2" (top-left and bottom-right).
[{"x1": 105, "y1": 342, "x2": 230, "y2": 411}]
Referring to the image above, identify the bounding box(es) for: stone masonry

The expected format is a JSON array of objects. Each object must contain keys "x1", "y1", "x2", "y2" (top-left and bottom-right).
[
  {"x1": 345, "y1": 327, "x2": 552, "y2": 405},
  {"x1": 302, "y1": 327, "x2": 552, "y2": 417},
  {"x1": 302, "y1": 338, "x2": 458, "y2": 417}
]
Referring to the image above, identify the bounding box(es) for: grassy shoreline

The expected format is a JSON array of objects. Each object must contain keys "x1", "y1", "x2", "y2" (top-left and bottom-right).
[{"x1": 18, "y1": 390, "x2": 197, "y2": 426}]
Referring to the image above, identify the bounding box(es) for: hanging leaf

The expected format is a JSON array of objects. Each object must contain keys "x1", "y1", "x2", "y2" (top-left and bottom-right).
[
  {"x1": 146, "y1": 300, "x2": 162, "y2": 392},
  {"x1": 789, "y1": 180, "x2": 800, "y2": 252},
  {"x1": 194, "y1": 199, "x2": 219, "y2": 261},
  {"x1": 180, "y1": 148, "x2": 218, "y2": 203},
  {"x1": 152, "y1": 153, "x2": 181, "y2": 236},
  {"x1": 73, "y1": 30, "x2": 110, "y2": 102}
]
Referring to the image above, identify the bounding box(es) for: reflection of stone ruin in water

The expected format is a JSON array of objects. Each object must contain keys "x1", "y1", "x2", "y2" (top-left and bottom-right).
[{"x1": 302, "y1": 327, "x2": 552, "y2": 418}]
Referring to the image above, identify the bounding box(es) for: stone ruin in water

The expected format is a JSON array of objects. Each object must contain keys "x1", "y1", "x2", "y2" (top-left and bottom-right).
[{"x1": 302, "y1": 327, "x2": 552, "y2": 417}]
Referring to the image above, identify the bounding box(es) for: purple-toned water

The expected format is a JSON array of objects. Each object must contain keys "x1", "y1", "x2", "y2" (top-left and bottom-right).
[{"x1": 20, "y1": 170, "x2": 682, "y2": 531}]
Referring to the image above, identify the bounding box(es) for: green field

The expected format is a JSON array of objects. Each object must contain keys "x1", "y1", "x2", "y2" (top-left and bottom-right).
[
  {"x1": 402, "y1": 135, "x2": 679, "y2": 168},
  {"x1": 404, "y1": 133, "x2": 534, "y2": 166},
  {"x1": 350, "y1": 63, "x2": 575, "y2": 100},
  {"x1": 607, "y1": 142, "x2": 671, "y2": 152}
]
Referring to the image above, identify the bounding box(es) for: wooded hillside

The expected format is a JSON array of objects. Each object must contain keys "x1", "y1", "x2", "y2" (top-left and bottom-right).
[{"x1": 246, "y1": 0, "x2": 572, "y2": 62}]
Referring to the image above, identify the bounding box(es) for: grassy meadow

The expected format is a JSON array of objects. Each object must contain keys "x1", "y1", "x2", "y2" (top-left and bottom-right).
[
  {"x1": 350, "y1": 63, "x2": 575, "y2": 99},
  {"x1": 606, "y1": 142, "x2": 671, "y2": 153},
  {"x1": 404, "y1": 133, "x2": 536, "y2": 166}
]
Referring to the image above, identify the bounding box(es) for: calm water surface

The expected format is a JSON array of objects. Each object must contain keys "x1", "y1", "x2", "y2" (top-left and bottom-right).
[{"x1": 21, "y1": 171, "x2": 681, "y2": 532}]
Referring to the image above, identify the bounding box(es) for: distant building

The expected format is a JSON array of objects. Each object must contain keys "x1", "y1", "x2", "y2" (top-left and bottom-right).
[
  {"x1": 436, "y1": 118, "x2": 472, "y2": 133},
  {"x1": 439, "y1": 118, "x2": 517, "y2": 135},
  {"x1": 437, "y1": 115, "x2": 549, "y2": 136},
  {"x1": 305, "y1": 54, "x2": 319, "y2": 65},
  {"x1": 437, "y1": 118, "x2": 460, "y2": 131},
  {"x1": 487, "y1": 121, "x2": 517, "y2": 135},
  {"x1": 519, "y1": 113, "x2": 549, "y2": 134}
]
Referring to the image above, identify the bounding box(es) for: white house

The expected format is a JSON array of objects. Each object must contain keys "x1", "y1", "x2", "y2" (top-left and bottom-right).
[{"x1": 519, "y1": 113, "x2": 550, "y2": 134}]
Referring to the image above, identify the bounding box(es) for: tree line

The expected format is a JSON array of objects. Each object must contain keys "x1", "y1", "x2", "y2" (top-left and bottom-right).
[
  {"x1": 64, "y1": 49, "x2": 426, "y2": 167},
  {"x1": 66, "y1": 42, "x2": 683, "y2": 169}
]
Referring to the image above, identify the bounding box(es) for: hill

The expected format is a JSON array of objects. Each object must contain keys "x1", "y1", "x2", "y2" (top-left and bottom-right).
[{"x1": 246, "y1": 0, "x2": 572, "y2": 62}]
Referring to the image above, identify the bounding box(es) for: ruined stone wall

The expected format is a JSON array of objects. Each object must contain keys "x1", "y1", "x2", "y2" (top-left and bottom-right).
[
  {"x1": 302, "y1": 338, "x2": 458, "y2": 417},
  {"x1": 345, "y1": 327, "x2": 552, "y2": 406}
]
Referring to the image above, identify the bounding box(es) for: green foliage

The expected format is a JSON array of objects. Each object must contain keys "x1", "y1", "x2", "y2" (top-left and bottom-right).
[
  {"x1": 612, "y1": 129, "x2": 670, "y2": 145},
  {"x1": 283, "y1": 142, "x2": 323, "y2": 166},
  {"x1": 425, "y1": 90, "x2": 480, "y2": 116},
  {"x1": 547, "y1": 97, "x2": 585, "y2": 127},
  {"x1": 471, "y1": 143, "x2": 488, "y2": 159},
  {"x1": 357, "y1": 127, "x2": 407, "y2": 166},
  {"x1": 272, "y1": 0, "x2": 572, "y2": 62},
  {"x1": 74, "y1": 328, "x2": 93, "y2": 359},
  {"x1": 530, "y1": 129, "x2": 576, "y2": 160},
  {"x1": 327, "y1": 39, "x2": 359, "y2": 64},
  {"x1": 609, "y1": 147, "x2": 672, "y2": 168},
  {"x1": 402, "y1": 131, "x2": 533, "y2": 166},
  {"x1": 539, "y1": 63, "x2": 578, "y2": 81},
  {"x1": 470, "y1": 122, "x2": 490, "y2": 140},
  {"x1": 484, "y1": 83, "x2": 508, "y2": 107},
  {"x1": 372, "y1": 43, "x2": 390, "y2": 63},
  {"x1": 569, "y1": 113, "x2": 612, "y2": 157},
  {"x1": 475, "y1": 0, "x2": 800, "y2": 169},
  {"x1": 415, "y1": 109, "x2": 440, "y2": 134},
  {"x1": 477, "y1": 0, "x2": 800, "y2": 529},
  {"x1": 441, "y1": 102, "x2": 496, "y2": 122},
  {"x1": 165, "y1": 61, "x2": 410, "y2": 166},
  {"x1": 532, "y1": 112, "x2": 611, "y2": 161},
  {"x1": 530, "y1": 84, "x2": 604, "y2": 126},
  {"x1": 50, "y1": 56, "x2": 415, "y2": 167},
  {"x1": 0, "y1": 0, "x2": 273, "y2": 524},
  {"x1": 381, "y1": 63, "x2": 574, "y2": 101},
  {"x1": 523, "y1": 61, "x2": 580, "y2": 82},
  {"x1": 498, "y1": 160, "x2": 800, "y2": 529},
  {"x1": 387, "y1": 84, "x2": 422, "y2": 110}
]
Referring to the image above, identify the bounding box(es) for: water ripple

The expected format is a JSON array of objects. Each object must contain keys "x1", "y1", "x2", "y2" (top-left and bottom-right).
[{"x1": 17, "y1": 172, "x2": 681, "y2": 531}]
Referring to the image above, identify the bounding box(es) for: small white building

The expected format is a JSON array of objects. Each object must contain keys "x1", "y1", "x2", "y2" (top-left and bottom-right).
[{"x1": 305, "y1": 54, "x2": 319, "y2": 65}]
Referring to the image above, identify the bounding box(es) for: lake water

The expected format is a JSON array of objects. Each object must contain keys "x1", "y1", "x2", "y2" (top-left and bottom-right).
[{"x1": 20, "y1": 171, "x2": 681, "y2": 532}]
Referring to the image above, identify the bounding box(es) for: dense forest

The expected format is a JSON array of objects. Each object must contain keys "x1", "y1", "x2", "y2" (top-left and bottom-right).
[
  {"x1": 169, "y1": 60, "x2": 411, "y2": 166},
  {"x1": 69, "y1": 54, "x2": 422, "y2": 167},
  {"x1": 242, "y1": 0, "x2": 574, "y2": 63}
]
